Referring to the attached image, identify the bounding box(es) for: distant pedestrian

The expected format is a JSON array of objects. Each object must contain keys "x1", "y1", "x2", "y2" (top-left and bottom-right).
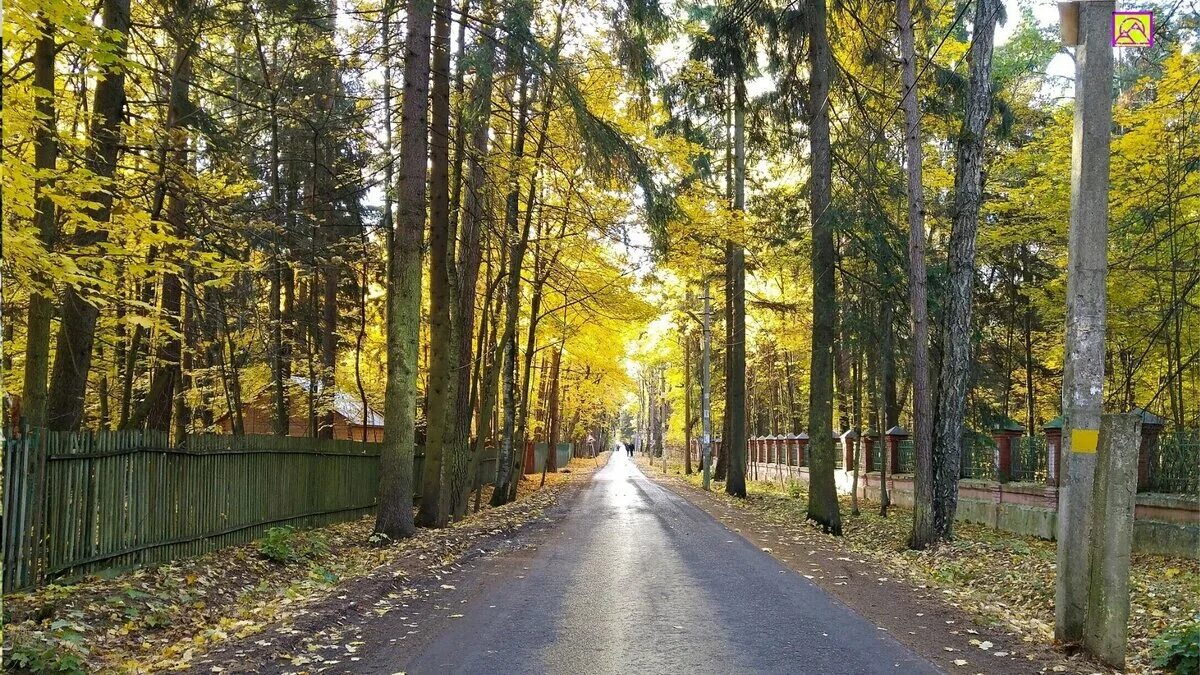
[{"x1": 625, "y1": 441, "x2": 634, "y2": 457}]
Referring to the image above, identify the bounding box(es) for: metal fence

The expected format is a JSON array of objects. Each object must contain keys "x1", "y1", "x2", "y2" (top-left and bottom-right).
[
  {"x1": 960, "y1": 436, "x2": 996, "y2": 480},
  {"x1": 1010, "y1": 435, "x2": 1048, "y2": 483},
  {"x1": 1146, "y1": 429, "x2": 1200, "y2": 495},
  {"x1": 2, "y1": 429, "x2": 499, "y2": 593},
  {"x1": 896, "y1": 439, "x2": 915, "y2": 474}
]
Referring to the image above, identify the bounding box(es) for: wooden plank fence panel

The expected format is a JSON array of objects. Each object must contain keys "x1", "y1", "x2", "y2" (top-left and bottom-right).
[
  {"x1": 3, "y1": 430, "x2": 387, "y2": 592},
  {"x1": 2, "y1": 431, "x2": 508, "y2": 593}
]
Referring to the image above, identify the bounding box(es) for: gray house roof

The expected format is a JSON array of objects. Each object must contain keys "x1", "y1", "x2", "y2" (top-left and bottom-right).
[{"x1": 287, "y1": 376, "x2": 384, "y2": 427}]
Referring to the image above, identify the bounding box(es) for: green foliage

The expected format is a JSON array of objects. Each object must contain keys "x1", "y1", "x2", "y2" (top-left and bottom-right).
[
  {"x1": 1153, "y1": 618, "x2": 1200, "y2": 675},
  {"x1": 256, "y1": 527, "x2": 329, "y2": 564},
  {"x1": 3, "y1": 621, "x2": 90, "y2": 674},
  {"x1": 786, "y1": 481, "x2": 802, "y2": 499}
]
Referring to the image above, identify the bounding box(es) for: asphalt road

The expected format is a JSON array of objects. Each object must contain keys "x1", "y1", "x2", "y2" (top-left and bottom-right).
[{"x1": 389, "y1": 452, "x2": 940, "y2": 674}]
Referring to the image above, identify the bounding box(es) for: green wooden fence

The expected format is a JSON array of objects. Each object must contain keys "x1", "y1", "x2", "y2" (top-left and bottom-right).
[{"x1": 2, "y1": 429, "x2": 499, "y2": 593}]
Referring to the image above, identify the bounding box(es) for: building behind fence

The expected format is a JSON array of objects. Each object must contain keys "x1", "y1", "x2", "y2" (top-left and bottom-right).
[{"x1": 1, "y1": 430, "x2": 502, "y2": 593}]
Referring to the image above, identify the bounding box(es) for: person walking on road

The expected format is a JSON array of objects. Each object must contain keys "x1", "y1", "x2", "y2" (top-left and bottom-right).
[{"x1": 625, "y1": 441, "x2": 634, "y2": 457}]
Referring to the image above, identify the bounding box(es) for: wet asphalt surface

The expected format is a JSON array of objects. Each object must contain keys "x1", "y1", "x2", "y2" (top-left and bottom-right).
[{"x1": 380, "y1": 452, "x2": 940, "y2": 674}]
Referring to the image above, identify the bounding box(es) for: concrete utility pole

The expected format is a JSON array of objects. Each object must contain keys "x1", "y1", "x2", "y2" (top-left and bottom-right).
[
  {"x1": 701, "y1": 282, "x2": 714, "y2": 491},
  {"x1": 1055, "y1": 0, "x2": 1114, "y2": 645}
]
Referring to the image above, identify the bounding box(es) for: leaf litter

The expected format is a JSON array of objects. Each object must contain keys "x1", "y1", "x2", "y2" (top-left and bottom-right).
[{"x1": 2, "y1": 455, "x2": 606, "y2": 672}]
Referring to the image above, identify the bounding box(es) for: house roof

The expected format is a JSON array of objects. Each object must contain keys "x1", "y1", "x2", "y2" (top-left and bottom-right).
[
  {"x1": 288, "y1": 376, "x2": 384, "y2": 427},
  {"x1": 1130, "y1": 406, "x2": 1167, "y2": 427},
  {"x1": 332, "y1": 392, "x2": 384, "y2": 427}
]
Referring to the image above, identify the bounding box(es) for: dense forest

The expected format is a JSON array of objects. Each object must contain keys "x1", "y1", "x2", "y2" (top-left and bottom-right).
[{"x1": 3, "y1": 0, "x2": 1198, "y2": 542}]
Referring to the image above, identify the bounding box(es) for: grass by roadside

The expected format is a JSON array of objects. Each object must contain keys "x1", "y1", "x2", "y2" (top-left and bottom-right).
[
  {"x1": 2, "y1": 453, "x2": 608, "y2": 674},
  {"x1": 636, "y1": 453, "x2": 1199, "y2": 673}
]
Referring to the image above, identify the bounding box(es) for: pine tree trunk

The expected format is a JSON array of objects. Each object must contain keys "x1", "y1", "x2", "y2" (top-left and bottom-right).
[
  {"x1": 315, "y1": 0, "x2": 339, "y2": 441},
  {"x1": 804, "y1": 0, "x2": 841, "y2": 535},
  {"x1": 374, "y1": 0, "x2": 433, "y2": 541},
  {"x1": 264, "y1": 28, "x2": 288, "y2": 436},
  {"x1": 931, "y1": 0, "x2": 999, "y2": 542},
  {"x1": 417, "y1": 0, "x2": 456, "y2": 527},
  {"x1": 724, "y1": 72, "x2": 748, "y2": 498},
  {"x1": 897, "y1": 0, "x2": 935, "y2": 549}
]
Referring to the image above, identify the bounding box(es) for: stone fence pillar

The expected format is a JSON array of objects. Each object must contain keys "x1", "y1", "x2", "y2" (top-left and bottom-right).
[
  {"x1": 991, "y1": 422, "x2": 1025, "y2": 482},
  {"x1": 797, "y1": 433, "x2": 809, "y2": 466},
  {"x1": 1132, "y1": 408, "x2": 1165, "y2": 491},
  {"x1": 840, "y1": 429, "x2": 858, "y2": 470},
  {"x1": 1045, "y1": 417, "x2": 1064, "y2": 486}
]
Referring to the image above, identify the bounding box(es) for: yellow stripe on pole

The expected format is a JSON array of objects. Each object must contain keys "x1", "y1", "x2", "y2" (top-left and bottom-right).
[{"x1": 1072, "y1": 428, "x2": 1099, "y2": 453}]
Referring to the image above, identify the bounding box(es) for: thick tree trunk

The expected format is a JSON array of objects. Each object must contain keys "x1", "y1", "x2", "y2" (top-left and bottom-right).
[
  {"x1": 804, "y1": 0, "x2": 841, "y2": 535},
  {"x1": 725, "y1": 72, "x2": 748, "y2": 498},
  {"x1": 374, "y1": 0, "x2": 433, "y2": 541},
  {"x1": 898, "y1": 0, "x2": 935, "y2": 549},
  {"x1": 22, "y1": 16, "x2": 60, "y2": 429},
  {"x1": 263, "y1": 29, "x2": 288, "y2": 436},
  {"x1": 931, "y1": 0, "x2": 999, "y2": 541},
  {"x1": 417, "y1": 0, "x2": 455, "y2": 527}
]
